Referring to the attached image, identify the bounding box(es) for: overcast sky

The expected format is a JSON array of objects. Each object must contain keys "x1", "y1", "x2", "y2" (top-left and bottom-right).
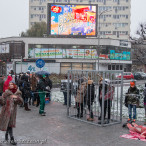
[{"x1": 0, "y1": 0, "x2": 146, "y2": 38}]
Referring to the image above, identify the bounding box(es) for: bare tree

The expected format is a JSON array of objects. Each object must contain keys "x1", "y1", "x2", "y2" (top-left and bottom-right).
[{"x1": 130, "y1": 23, "x2": 146, "y2": 66}]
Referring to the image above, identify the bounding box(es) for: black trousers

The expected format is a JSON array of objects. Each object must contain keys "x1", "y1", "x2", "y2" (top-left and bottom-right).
[
  {"x1": 88, "y1": 102, "x2": 94, "y2": 118},
  {"x1": 76, "y1": 102, "x2": 83, "y2": 116},
  {"x1": 99, "y1": 99, "x2": 112, "y2": 120},
  {"x1": 6, "y1": 127, "x2": 13, "y2": 137}
]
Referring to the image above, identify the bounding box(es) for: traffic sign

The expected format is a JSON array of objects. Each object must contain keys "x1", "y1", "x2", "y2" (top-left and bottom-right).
[{"x1": 36, "y1": 59, "x2": 45, "y2": 68}]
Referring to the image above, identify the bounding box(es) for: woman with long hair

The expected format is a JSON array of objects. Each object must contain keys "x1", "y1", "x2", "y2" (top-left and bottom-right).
[{"x1": 0, "y1": 82, "x2": 23, "y2": 145}]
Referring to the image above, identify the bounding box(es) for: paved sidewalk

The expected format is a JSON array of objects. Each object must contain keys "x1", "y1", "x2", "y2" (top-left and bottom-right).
[{"x1": 0, "y1": 102, "x2": 145, "y2": 146}]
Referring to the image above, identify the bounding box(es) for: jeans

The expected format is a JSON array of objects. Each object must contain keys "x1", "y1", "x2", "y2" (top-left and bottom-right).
[
  {"x1": 128, "y1": 104, "x2": 136, "y2": 119},
  {"x1": 63, "y1": 92, "x2": 71, "y2": 106}
]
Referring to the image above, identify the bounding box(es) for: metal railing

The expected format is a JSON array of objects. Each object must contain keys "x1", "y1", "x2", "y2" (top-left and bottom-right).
[{"x1": 66, "y1": 70, "x2": 123, "y2": 126}]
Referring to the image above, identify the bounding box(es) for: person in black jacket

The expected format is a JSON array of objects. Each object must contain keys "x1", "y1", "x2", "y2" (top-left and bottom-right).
[
  {"x1": 86, "y1": 80, "x2": 95, "y2": 121},
  {"x1": 45, "y1": 75, "x2": 52, "y2": 101},
  {"x1": 126, "y1": 81, "x2": 139, "y2": 122},
  {"x1": 36, "y1": 75, "x2": 46, "y2": 116},
  {"x1": 21, "y1": 75, "x2": 31, "y2": 111}
]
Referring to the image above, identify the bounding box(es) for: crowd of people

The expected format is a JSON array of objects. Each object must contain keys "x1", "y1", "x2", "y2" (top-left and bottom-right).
[{"x1": 0, "y1": 70, "x2": 52, "y2": 145}]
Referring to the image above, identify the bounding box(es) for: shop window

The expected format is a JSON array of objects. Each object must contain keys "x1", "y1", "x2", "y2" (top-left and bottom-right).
[
  {"x1": 72, "y1": 63, "x2": 82, "y2": 70},
  {"x1": 83, "y1": 63, "x2": 93, "y2": 70},
  {"x1": 120, "y1": 65, "x2": 123, "y2": 70},
  {"x1": 108, "y1": 65, "x2": 111, "y2": 70},
  {"x1": 116, "y1": 65, "x2": 119, "y2": 70},
  {"x1": 112, "y1": 65, "x2": 115, "y2": 70},
  {"x1": 61, "y1": 63, "x2": 72, "y2": 74}
]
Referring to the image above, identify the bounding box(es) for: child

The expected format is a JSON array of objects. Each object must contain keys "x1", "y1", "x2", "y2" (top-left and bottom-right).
[
  {"x1": 126, "y1": 81, "x2": 139, "y2": 122},
  {"x1": 143, "y1": 83, "x2": 146, "y2": 125}
]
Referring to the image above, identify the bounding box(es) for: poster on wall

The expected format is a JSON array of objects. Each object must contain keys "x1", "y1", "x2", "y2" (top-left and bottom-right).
[
  {"x1": 110, "y1": 50, "x2": 115, "y2": 59},
  {"x1": 92, "y1": 49, "x2": 98, "y2": 59},
  {"x1": 85, "y1": 49, "x2": 91, "y2": 59},
  {"x1": 28, "y1": 48, "x2": 35, "y2": 58},
  {"x1": 55, "y1": 49, "x2": 63, "y2": 58},
  {"x1": 48, "y1": 49, "x2": 56, "y2": 58},
  {"x1": 7, "y1": 63, "x2": 13, "y2": 75},
  {"x1": 41, "y1": 49, "x2": 49, "y2": 58},
  {"x1": 78, "y1": 49, "x2": 84, "y2": 59},
  {"x1": 35, "y1": 48, "x2": 41, "y2": 58},
  {"x1": 49, "y1": 4, "x2": 97, "y2": 37}
]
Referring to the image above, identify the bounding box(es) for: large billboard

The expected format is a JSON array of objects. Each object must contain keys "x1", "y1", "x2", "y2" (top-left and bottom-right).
[{"x1": 47, "y1": 4, "x2": 98, "y2": 37}]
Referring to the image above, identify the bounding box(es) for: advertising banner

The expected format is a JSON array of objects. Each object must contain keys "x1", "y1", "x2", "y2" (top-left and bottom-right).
[{"x1": 49, "y1": 4, "x2": 97, "y2": 36}]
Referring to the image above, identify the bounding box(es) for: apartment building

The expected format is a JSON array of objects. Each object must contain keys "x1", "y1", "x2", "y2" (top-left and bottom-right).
[{"x1": 29, "y1": 0, "x2": 131, "y2": 40}]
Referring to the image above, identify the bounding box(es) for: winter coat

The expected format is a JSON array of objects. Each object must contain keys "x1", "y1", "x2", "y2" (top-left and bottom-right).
[
  {"x1": 126, "y1": 86, "x2": 139, "y2": 105},
  {"x1": 86, "y1": 83, "x2": 95, "y2": 105},
  {"x1": 0, "y1": 89, "x2": 23, "y2": 131},
  {"x1": 36, "y1": 79, "x2": 46, "y2": 98},
  {"x1": 45, "y1": 77, "x2": 52, "y2": 90},
  {"x1": 143, "y1": 87, "x2": 146, "y2": 104},
  {"x1": 30, "y1": 76, "x2": 37, "y2": 91},
  {"x1": 0, "y1": 78, "x2": 4, "y2": 93},
  {"x1": 99, "y1": 85, "x2": 114, "y2": 101},
  {"x1": 3, "y1": 76, "x2": 12, "y2": 92},
  {"x1": 75, "y1": 82, "x2": 87, "y2": 103}
]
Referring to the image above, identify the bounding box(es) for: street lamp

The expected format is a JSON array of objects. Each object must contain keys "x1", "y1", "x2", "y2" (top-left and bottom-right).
[{"x1": 97, "y1": 9, "x2": 112, "y2": 71}]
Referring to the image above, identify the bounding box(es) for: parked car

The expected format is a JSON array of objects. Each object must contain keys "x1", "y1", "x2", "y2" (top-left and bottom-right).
[
  {"x1": 116, "y1": 72, "x2": 134, "y2": 80},
  {"x1": 133, "y1": 72, "x2": 146, "y2": 80}
]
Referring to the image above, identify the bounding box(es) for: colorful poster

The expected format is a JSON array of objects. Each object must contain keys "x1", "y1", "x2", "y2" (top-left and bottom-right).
[
  {"x1": 78, "y1": 49, "x2": 84, "y2": 59},
  {"x1": 56, "y1": 49, "x2": 63, "y2": 58},
  {"x1": 48, "y1": 49, "x2": 56, "y2": 58},
  {"x1": 85, "y1": 49, "x2": 91, "y2": 59},
  {"x1": 41, "y1": 49, "x2": 49, "y2": 58},
  {"x1": 35, "y1": 48, "x2": 41, "y2": 58},
  {"x1": 110, "y1": 50, "x2": 115, "y2": 59},
  {"x1": 28, "y1": 48, "x2": 35, "y2": 58},
  {"x1": 50, "y1": 5, "x2": 96, "y2": 36},
  {"x1": 126, "y1": 52, "x2": 130, "y2": 60},
  {"x1": 123, "y1": 51, "x2": 127, "y2": 60},
  {"x1": 92, "y1": 49, "x2": 98, "y2": 59}
]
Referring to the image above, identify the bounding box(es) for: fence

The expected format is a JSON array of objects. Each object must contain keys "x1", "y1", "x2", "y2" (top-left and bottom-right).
[{"x1": 66, "y1": 70, "x2": 123, "y2": 126}]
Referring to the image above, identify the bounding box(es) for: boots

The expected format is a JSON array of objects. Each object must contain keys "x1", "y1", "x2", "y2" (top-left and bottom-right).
[
  {"x1": 24, "y1": 103, "x2": 31, "y2": 111},
  {"x1": 5, "y1": 133, "x2": 8, "y2": 141},
  {"x1": 10, "y1": 136, "x2": 17, "y2": 145}
]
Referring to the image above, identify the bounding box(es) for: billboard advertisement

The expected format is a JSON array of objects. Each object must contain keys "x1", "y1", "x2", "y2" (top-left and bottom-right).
[
  {"x1": 110, "y1": 50, "x2": 130, "y2": 60},
  {"x1": 48, "y1": 4, "x2": 97, "y2": 37}
]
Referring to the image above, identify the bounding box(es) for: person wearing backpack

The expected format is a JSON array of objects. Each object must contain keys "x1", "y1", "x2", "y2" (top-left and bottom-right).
[
  {"x1": 143, "y1": 83, "x2": 146, "y2": 125},
  {"x1": 21, "y1": 75, "x2": 31, "y2": 111},
  {"x1": 45, "y1": 75, "x2": 52, "y2": 101},
  {"x1": 86, "y1": 80, "x2": 95, "y2": 121}
]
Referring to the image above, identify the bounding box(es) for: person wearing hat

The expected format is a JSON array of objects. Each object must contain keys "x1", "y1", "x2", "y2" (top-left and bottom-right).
[
  {"x1": 86, "y1": 80, "x2": 95, "y2": 121},
  {"x1": 126, "y1": 81, "x2": 139, "y2": 122},
  {"x1": 98, "y1": 78, "x2": 114, "y2": 124},
  {"x1": 143, "y1": 83, "x2": 146, "y2": 125},
  {"x1": 0, "y1": 81, "x2": 23, "y2": 145},
  {"x1": 75, "y1": 78, "x2": 87, "y2": 118}
]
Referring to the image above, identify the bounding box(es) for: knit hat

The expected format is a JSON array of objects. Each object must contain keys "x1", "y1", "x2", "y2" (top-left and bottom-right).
[{"x1": 130, "y1": 81, "x2": 135, "y2": 87}]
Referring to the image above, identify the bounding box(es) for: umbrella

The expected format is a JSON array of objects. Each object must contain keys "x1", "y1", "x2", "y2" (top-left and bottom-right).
[{"x1": 35, "y1": 71, "x2": 50, "y2": 76}]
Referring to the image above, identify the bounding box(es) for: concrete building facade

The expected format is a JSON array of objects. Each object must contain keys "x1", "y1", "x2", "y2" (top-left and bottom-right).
[
  {"x1": 0, "y1": 37, "x2": 131, "y2": 75},
  {"x1": 29, "y1": 0, "x2": 131, "y2": 40}
]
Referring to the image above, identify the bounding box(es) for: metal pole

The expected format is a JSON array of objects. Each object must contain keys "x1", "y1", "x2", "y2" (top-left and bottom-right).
[
  {"x1": 21, "y1": 56, "x2": 22, "y2": 73},
  {"x1": 97, "y1": 9, "x2": 112, "y2": 71}
]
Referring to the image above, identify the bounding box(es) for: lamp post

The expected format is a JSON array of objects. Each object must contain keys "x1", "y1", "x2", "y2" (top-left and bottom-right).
[{"x1": 97, "y1": 9, "x2": 112, "y2": 71}]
